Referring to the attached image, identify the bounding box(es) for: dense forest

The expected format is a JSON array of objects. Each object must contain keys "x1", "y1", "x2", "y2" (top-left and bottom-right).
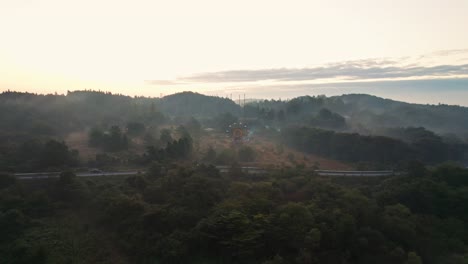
[
  {"x1": 1, "y1": 163, "x2": 468, "y2": 263},
  {"x1": 245, "y1": 94, "x2": 468, "y2": 138},
  {"x1": 1, "y1": 90, "x2": 468, "y2": 263},
  {"x1": 2, "y1": 91, "x2": 468, "y2": 139},
  {"x1": 1, "y1": 90, "x2": 467, "y2": 172},
  {"x1": 281, "y1": 126, "x2": 467, "y2": 168}
]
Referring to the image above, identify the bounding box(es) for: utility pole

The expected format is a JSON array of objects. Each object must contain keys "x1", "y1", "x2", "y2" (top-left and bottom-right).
[{"x1": 243, "y1": 94, "x2": 246, "y2": 118}]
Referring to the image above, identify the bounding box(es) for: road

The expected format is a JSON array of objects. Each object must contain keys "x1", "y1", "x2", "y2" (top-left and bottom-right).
[
  {"x1": 315, "y1": 170, "x2": 396, "y2": 177},
  {"x1": 14, "y1": 168, "x2": 396, "y2": 180},
  {"x1": 15, "y1": 171, "x2": 141, "y2": 180},
  {"x1": 215, "y1": 166, "x2": 396, "y2": 176}
]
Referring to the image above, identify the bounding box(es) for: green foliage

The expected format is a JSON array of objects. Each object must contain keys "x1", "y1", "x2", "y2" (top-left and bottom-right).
[
  {"x1": 2, "y1": 164, "x2": 468, "y2": 263},
  {"x1": 282, "y1": 126, "x2": 466, "y2": 165},
  {"x1": 0, "y1": 139, "x2": 79, "y2": 172},
  {"x1": 215, "y1": 148, "x2": 238, "y2": 165},
  {"x1": 1, "y1": 90, "x2": 468, "y2": 263},
  {"x1": 310, "y1": 108, "x2": 346, "y2": 130},
  {"x1": 203, "y1": 146, "x2": 217, "y2": 163},
  {"x1": 88, "y1": 126, "x2": 129, "y2": 152},
  {"x1": 147, "y1": 161, "x2": 164, "y2": 179},
  {"x1": 59, "y1": 170, "x2": 76, "y2": 185},
  {"x1": 238, "y1": 146, "x2": 256, "y2": 162},
  {"x1": 185, "y1": 117, "x2": 202, "y2": 137},
  {"x1": 214, "y1": 112, "x2": 238, "y2": 132},
  {"x1": 263, "y1": 254, "x2": 285, "y2": 264},
  {"x1": 0, "y1": 90, "x2": 166, "y2": 136},
  {"x1": 126, "y1": 122, "x2": 145, "y2": 136},
  {"x1": 0, "y1": 173, "x2": 16, "y2": 189},
  {"x1": 42, "y1": 140, "x2": 79, "y2": 168},
  {"x1": 406, "y1": 252, "x2": 422, "y2": 264},
  {"x1": 159, "y1": 128, "x2": 173, "y2": 146},
  {"x1": 0, "y1": 209, "x2": 27, "y2": 241},
  {"x1": 126, "y1": 175, "x2": 148, "y2": 190},
  {"x1": 53, "y1": 171, "x2": 89, "y2": 205},
  {"x1": 159, "y1": 91, "x2": 240, "y2": 118}
]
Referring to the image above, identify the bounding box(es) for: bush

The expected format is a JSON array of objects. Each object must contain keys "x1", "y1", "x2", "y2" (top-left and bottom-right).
[
  {"x1": 0, "y1": 173, "x2": 16, "y2": 189},
  {"x1": 238, "y1": 146, "x2": 256, "y2": 162}
]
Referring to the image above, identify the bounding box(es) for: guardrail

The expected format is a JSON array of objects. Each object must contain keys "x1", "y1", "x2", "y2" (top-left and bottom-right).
[
  {"x1": 216, "y1": 166, "x2": 396, "y2": 176},
  {"x1": 315, "y1": 170, "x2": 395, "y2": 176},
  {"x1": 14, "y1": 171, "x2": 140, "y2": 180},
  {"x1": 14, "y1": 168, "x2": 398, "y2": 180}
]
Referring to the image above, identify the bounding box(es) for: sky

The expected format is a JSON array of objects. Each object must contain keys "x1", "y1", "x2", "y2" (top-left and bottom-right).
[{"x1": 1, "y1": 0, "x2": 468, "y2": 105}]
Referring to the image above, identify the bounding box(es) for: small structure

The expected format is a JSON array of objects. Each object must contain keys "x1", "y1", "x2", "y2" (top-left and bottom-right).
[{"x1": 226, "y1": 122, "x2": 249, "y2": 143}]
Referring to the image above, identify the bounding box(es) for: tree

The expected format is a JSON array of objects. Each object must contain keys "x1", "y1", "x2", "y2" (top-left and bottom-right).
[
  {"x1": 263, "y1": 255, "x2": 285, "y2": 264},
  {"x1": 126, "y1": 175, "x2": 147, "y2": 190},
  {"x1": 160, "y1": 129, "x2": 173, "y2": 146},
  {"x1": 277, "y1": 110, "x2": 285, "y2": 122},
  {"x1": 238, "y1": 146, "x2": 256, "y2": 162},
  {"x1": 186, "y1": 117, "x2": 202, "y2": 137},
  {"x1": 59, "y1": 170, "x2": 76, "y2": 185},
  {"x1": 147, "y1": 162, "x2": 164, "y2": 179},
  {"x1": 126, "y1": 122, "x2": 145, "y2": 136},
  {"x1": 108, "y1": 126, "x2": 123, "y2": 151},
  {"x1": 405, "y1": 252, "x2": 422, "y2": 264},
  {"x1": 88, "y1": 127, "x2": 104, "y2": 147},
  {"x1": 203, "y1": 146, "x2": 217, "y2": 163},
  {"x1": 270, "y1": 202, "x2": 314, "y2": 250},
  {"x1": 215, "y1": 112, "x2": 238, "y2": 132},
  {"x1": 40, "y1": 140, "x2": 78, "y2": 168},
  {"x1": 0, "y1": 209, "x2": 27, "y2": 241},
  {"x1": 89, "y1": 126, "x2": 129, "y2": 151},
  {"x1": 310, "y1": 108, "x2": 346, "y2": 129},
  {"x1": 0, "y1": 173, "x2": 16, "y2": 189}
]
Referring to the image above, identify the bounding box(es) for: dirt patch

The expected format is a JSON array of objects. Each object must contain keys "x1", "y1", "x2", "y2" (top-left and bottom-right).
[
  {"x1": 66, "y1": 129, "x2": 353, "y2": 170},
  {"x1": 65, "y1": 131, "x2": 98, "y2": 162},
  {"x1": 197, "y1": 132, "x2": 353, "y2": 170}
]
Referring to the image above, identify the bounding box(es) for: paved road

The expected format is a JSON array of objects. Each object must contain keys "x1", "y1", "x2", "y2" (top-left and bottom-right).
[
  {"x1": 15, "y1": 168, "x2": 396, "y2": 180},
  {"x1": 15, "y1": 171, "x2": 140, "y2": 180},
  {"x1": 315, "y1": 170, "x2": 395, "y2": 177},
  {"x1": 216, "y1": 166, "x2": 396, "y2": 176}
]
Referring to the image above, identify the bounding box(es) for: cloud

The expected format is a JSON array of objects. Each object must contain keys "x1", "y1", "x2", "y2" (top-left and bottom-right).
[
  {"x1": 173, "y1": 63, "x2": 468, "y2": 83},
  {"x1": 260, "y1": 77, "x2": 468, "y2": 91},
  {"x1": 429, "y1": 49, "x2": 468, "y2": 57},
  {"x1": 233, "y1": 78, "x2": 468, "y2": 106},
  {"x1": 144, "y1": 80, "x2": 184, "y2": 85},
  {"x1": 146, "y1": 49, "x2": 468, "y2": 85}
]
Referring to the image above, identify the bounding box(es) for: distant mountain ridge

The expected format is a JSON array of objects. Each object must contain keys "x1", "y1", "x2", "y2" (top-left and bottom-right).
[
  {"x1": 160, "y1": 91, "x2": 240, "y2": 117},
  {"x1": 329, "y1": 94, "x2": 468, "y2": 135},
  {"x1": 1, "y1": 90, "x2": 467, "y2": 138}
]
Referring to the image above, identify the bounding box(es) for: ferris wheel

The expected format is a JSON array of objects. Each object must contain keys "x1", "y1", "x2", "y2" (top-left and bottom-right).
[{"x1": 226, "y1": 122, "x2": 249, "y2": 143}]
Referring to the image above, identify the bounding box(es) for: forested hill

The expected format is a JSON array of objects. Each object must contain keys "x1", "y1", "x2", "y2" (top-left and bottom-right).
[
  {"x1": 159, "y1": 91, "x2": 241, "y2": 117},
  {"x1": 1, "y1": 90, "x2": 468, "y2": 139},
  {"x1": 332, "y1": 94, "x2": 468, "y2": 134},
  {"x1": 0, "y1": 91, "x2": 163, "y2": 136},
  {"x1": 0, "y1": 90, "x2": 241, "y2": 136},
  {"x1": 247, "y1": 93, "x2": 468, "y2": 137}
]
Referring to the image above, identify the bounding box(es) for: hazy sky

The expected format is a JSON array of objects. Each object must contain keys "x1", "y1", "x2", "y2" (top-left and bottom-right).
[{"x1": 1, "y1": 0, "x2": 468, "y2": 105}]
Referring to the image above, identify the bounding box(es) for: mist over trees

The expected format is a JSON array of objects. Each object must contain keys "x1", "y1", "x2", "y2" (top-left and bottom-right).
[
  {"x1": 282, "y1": 126, "x2": 467, "y2": 168},
  {"x1": 1, "y1": 90, "x2": 468, "y2": 263},
  {"x1": 159, "y1": 91, "x2": 241, "y2": 118},
  {"x1": 88, "y1": 126, "x2": 129, "y2": 152},
  {"x1": 1, "y1": 90, "x2": 467, "y2": 171},
  {"x1": 0, "y1": 139, "x2": 78, "y2": 172},
  {"x1": 1, "y1": 162, "x2": 468, "y2": 263},
  {"x1": 245, "y1": 94, "x2": 468, "y2": 138},
  {"x1": 2, "y1": 90, "x2": 468, "y2": 139}
]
